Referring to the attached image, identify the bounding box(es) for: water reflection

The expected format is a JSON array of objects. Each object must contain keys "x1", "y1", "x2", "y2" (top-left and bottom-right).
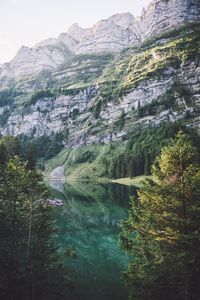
[{"x1": 49, "y1": 181, "x2": 137, "y2": 300}]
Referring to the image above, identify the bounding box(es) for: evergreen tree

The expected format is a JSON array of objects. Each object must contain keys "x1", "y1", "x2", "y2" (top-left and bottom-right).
[
  {"x1": 120, "y1": 132, "x2": 200, "y2": 300},
  {"x1": 0, "y1": 156, "x2": 70, "y2": 300},
  {"x1": 144, "y1": 150, "x2": 151, "y2": 175},
  {"x1": 128, "y1": 156, "x2": 136, "y2": 178},
  {"x1": 0, "y1": 143, "x2": 7, "y2": 164},
  {"x1": 26, "y1": 144, "x2": 36, "y2": 170},
  {"x1": 1, "y1": 135, "x2": 21, "y2": 157}
]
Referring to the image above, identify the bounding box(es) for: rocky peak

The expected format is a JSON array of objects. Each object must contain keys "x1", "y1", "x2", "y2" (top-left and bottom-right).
[
  {"x1": 67, "y1": 23, "x2": 89, "y2": 42},
  {"x1": 8, "y1": 41, "x2": 71, "y2": 80},
  {"x1": 0, "y1": 0, "x2": 199, "y2": 83},
  {"x1": 108, "y1": 12, "x2": 134, "y2": 29},
  {"x1": 136, "y1": 0, "x2": 200, "y2": 40},
  {"x1": 58, "y1": 23, "x2": 89, "y2": 53},
  {"x1": 34, "y1": 38, "x2": 61, "y2": 48},
  {"x1": 76, "y1": 13, "x2": 135, "y2": 54}
]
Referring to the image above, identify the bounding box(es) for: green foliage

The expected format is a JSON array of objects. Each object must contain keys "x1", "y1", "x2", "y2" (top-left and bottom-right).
[
  {"x1": 0, "y1": 156, "x2": 70, "y2": 299},
  {"x1": 120, "y1": 132, "x2": 200, "y2": 299},
  {"x1": 0, "y1": 135, "x2": 37, "y2": 169},
  {"x1": 21, "y1": 131, "x2": 67, "y2": 162},
  {"x1": 93, "y1": 100, "x2": 102, "y2": 119},
  {"x1": 45, "y1": 124, "x2": 200, "y2": 181},
  {"x1": 25, "y1": 89, "x2": 54, "y2": 107},
  {"x1": 45, "y1": 143, "x2": 125, "y2": 180},
  {"x1": 0, "y1": 135, "x2": 22, "y2": 157},
  {"x1": 0, "y1": 108, "x2": 11, "y2": 127},
  {"x1": 0, "y1": 89, "x2": 15, "y2": 107},
  {"x1": 74, "y1": 150, "x2": 96, "y2": 163},
  {"x1": 69, "y1": 108, "x2": 79, "y2": 120},
  {"x1": 113, "y1": 109, "x2": 126, "y2": 131},
  {"x1": 0, "y1": 89, "x2": 21, "y2": 126},
  {"x1": 108, "y1": 123, "x2": 200, "y2": 179},
  {"x1": 61, "y1": 87, "x2": 83, "y2": 96}
]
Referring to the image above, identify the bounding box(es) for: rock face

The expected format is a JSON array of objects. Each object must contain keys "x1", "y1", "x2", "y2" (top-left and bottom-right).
[
  {"x1": 0, "y1": 0, "x2": 199, "y2": 82},
  {"x1": 76, "y1": 13, "x2": 135, "y2": 54},
  {"x1": 66, "y1": 0, "x2": 200, "y2": 54},
  {"x1": 134, "y1": 0, "x2": 200, "y2": 41},
  {"x1": 59, "y1": 23, "x2": 89, "y2": 52},
  {"x1": 7, "y1": 43, "x2": 72, "y2": 80},
  {"x1": 0, "y1": 0, "x2": 200, "y2": 151},
  {"x1": 1, "y1": 21, "x2": 200, "y2": 147}
]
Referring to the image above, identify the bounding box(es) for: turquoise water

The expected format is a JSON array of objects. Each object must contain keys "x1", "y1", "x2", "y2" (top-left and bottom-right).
[{"x1": 49, "y1": 181, "x2": 137, "y2": 300}]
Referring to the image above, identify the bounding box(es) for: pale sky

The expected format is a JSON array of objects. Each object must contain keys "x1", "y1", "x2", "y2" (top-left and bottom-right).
[{"x1": 0, "y1": 0, "x2": 152, "y2": 63}]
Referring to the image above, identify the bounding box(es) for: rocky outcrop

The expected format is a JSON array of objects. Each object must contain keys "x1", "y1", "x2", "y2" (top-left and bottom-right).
[
  {"x1": 1, "y1": 49, "x2": 200, "y2": 147},
  {"x1": 76, "y1": 13, "x2": 135, "y2": 54},
  {"x1": 0, "y1": 0, "x2": 199, "y2": 83},
  {"x1": 58, "y1": 23, "x2": 89, "y2": 52},
  {"x1": 134, "y1": 0, "x2": 200, "y2": 42},
  {"x1": 49, "y1": 165, "x2": 65, "y2": 180},
  {"x1": 74, "y1": 0, "x2": 200, "y2": 53},
  {"x1": 8, "y1": 43, "x2": 72, "y2": 80},
  {"x1": 1, "y1": 86, "x2": 97, "y2": 138}
]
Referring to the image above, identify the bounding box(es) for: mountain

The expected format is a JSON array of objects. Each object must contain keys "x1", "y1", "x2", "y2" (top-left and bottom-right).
[
  {"x1": 0, "y1": 0, "x2": 200, "y2": 178},
  {"x1": 1, "y1": 0, "x2": 199, "y2": 81}
]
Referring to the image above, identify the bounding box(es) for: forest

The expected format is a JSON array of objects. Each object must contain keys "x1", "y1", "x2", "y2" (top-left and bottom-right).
[
  {"x1": 120, "y1": 132, "x2": 200, "y2": 300},
  {"x1": 0, "y1": 129, "x2": 200, "y2": 299},
  {"x1": 0, "y1": 137, "x2": 71, "y2": 300}
]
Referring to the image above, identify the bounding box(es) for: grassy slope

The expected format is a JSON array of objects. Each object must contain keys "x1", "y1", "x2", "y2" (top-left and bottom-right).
[
  {"x1": 45, "y1": 142, "x2": 125, "y2": 181},
  {"x1": 45, "y1": 145, "x2": 149, "y2": 186}
]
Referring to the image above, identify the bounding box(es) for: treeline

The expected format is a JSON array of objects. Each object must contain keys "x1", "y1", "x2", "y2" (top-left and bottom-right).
[
  {"x1": 19, "y1": 130, "x2": 69, "y2": 167},
  {"x1": 0, "y1": 135, "x2": 36, "y2": 170},
  {"x1": 120, "y1": 132, "x2": 200, "y2": 299},
  {"x1": 108, "y1": 123, "x2": 200, "y2": 179},
  {"x1": 25, "y1": 89, "x2": 54, "y2": 107},
  {"x1": 0, "y1": 136, "x2": 72, "y2": 300},
  {"x1": 0, "y1": 88, "x2": 21, "y2": 107}
]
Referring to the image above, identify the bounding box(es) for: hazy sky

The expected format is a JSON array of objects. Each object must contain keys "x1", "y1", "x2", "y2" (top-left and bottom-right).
[{"x1": 0, "y1": 0, "x2": 152, "y2": 63}]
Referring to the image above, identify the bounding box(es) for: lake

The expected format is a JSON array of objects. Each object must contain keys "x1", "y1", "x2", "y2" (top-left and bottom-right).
[{"x1": 49, "y1": 180, "x2": 138, "y2": 300}]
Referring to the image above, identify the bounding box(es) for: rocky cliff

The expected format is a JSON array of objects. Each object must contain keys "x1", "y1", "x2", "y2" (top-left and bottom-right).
[
  {"x1": 0, "y1": 0, "x2": 199, "y2": 153},
  {"x1": 0, "y1": 0, "x2": 199, "y2": 82}
]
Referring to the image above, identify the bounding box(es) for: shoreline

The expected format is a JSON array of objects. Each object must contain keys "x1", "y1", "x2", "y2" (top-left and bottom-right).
[{"x1": 46, "y1": 175, "x2": 149, "y2": 187}]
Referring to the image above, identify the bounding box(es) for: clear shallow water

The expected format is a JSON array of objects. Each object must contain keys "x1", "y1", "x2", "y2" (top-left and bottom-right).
[{"x1": 49, "y1": 181, "x2": 137, "y2": 300}]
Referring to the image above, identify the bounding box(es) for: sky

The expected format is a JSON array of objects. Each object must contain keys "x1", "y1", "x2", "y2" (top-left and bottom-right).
[{"x1": 0, "y1": 0, "x2": 152, "y2": 63}]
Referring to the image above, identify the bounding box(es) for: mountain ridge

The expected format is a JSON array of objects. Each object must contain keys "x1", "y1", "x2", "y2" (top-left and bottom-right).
[{"x1": 0, "y1": 0, "x2": 199, "y2": 82}]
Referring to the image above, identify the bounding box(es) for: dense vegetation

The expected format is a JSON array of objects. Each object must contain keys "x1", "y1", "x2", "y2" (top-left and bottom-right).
[
  {"x1": 120, "y1": 132, "x2": 200, "y2": 300},
  {"x1": 26, "y1": 89, "x2": 54, "y2": 107},
  {"x1": 108, "y1": 123, "x2": 200, "y2": 179},
  {"x1": 45, "y1": 122, "x2": 200, "y2": 181},
  {"x1": 19, "y1": 130, "x2": 69, "y2": 167},
  {"x1": 0, "y1": 137, "x2": 72, "y2": 300}
]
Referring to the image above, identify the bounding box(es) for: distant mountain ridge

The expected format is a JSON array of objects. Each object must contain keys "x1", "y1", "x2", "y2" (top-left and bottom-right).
[{"x1": 0, "y1": 0, "x2": 199, "y2": 81}]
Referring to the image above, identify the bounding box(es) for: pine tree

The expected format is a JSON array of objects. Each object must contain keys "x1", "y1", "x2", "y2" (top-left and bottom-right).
[
  {"x1": 128, "y1": 156, "x2": 136, "y2": 178},
  {"x1": 0, "y1": 156, "x2": 70, "y2": 300},
  {"x1": 120, "y1": 132, "x2": 200, "y2": 300},
  {"x1": 0, "y1": 143, "x2": 7, "y2": 164},
  {"x1": 144, "y1": 150, "x2": 151, "y2": 175}
]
